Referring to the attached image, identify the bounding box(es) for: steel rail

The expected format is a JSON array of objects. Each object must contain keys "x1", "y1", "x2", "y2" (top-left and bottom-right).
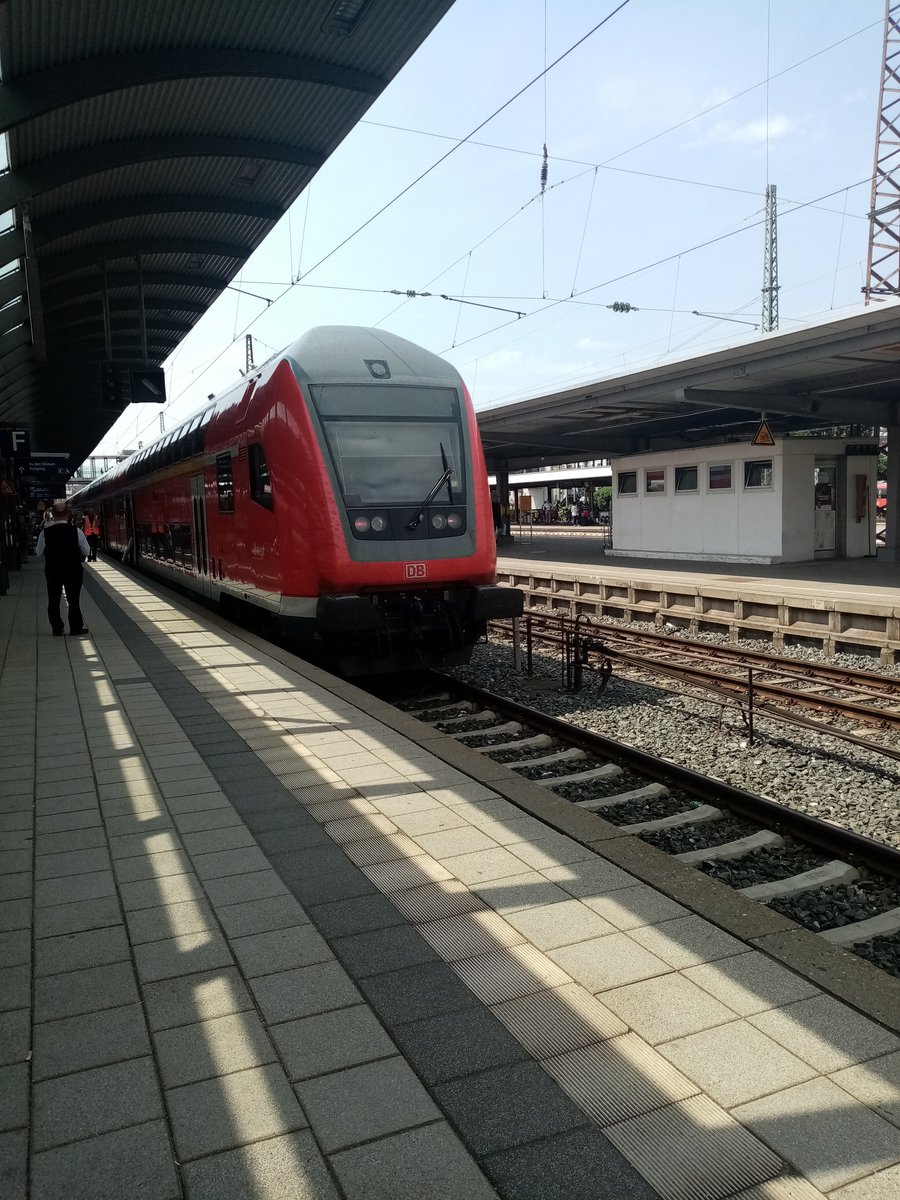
[{"x1": 435, "y1": 674, "x2": 900, "y2": 881}]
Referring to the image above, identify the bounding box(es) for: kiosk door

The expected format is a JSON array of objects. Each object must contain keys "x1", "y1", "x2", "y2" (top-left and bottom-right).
[
  {"x1": 814, "y1": 465, "x2": 837, "y2": 553},
  {"x1": 191, "y1": 474, "x2": 212, "y2": 598}
]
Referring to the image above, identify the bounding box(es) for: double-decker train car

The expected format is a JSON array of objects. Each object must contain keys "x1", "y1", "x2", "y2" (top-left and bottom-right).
[{"x1": 77, "y1": 326, "x2": 522, "y2": 673}]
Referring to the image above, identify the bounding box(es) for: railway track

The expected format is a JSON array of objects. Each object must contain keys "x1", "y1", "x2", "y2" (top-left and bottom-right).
[
  {"x1": 489, "y1": 613, "x2": 900, "y2": 754},
  {"x1": 399, "y1": 677, "x2": 900, "y2": 979}
]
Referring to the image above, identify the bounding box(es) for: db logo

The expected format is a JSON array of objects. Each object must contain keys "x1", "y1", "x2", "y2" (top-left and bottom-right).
[{"x1": 404, "y1": 562, "x2": 427, "y2": 580}]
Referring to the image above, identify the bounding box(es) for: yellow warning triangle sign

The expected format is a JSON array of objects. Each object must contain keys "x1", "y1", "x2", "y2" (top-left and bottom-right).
[
  {"x1": 0, "y1": 479, "x2": 17, "y2": 496},
  {"x1": 752, "y1": 418, "x2": 775, "y2": 447}
]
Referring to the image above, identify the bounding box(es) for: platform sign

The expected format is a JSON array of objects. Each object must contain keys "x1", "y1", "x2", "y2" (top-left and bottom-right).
[
  {"x1": 0, "y1": 428, "x2": 30, "y2": 462},
  {"x1": 751, "y1": 418, "x2": 775, "y2": 447},
  {"x1": 131, "y1": 367, "x2": 166, "y2": 403},
  {"x1": 22, "y1": 454, "x2": 72, "y2": 480},
  {"x1": 25, "y1": 483, "x2": 59, "y2": 501}
]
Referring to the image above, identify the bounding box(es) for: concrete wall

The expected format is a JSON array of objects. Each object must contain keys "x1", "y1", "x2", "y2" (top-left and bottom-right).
[{"x1": 610, "y1": 438, "x2": 878, "y2": 563}]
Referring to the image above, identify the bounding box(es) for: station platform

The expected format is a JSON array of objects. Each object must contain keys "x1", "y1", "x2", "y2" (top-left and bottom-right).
[
  {"x1": 2, "y1": 559, "x2": 900, "y2": 1200},
  {"x1": 498, "y1": 536, "x2": 900, "y2": 661}
]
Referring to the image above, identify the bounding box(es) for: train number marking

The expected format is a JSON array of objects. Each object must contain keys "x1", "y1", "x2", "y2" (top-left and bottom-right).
[{"x1": 404, "y1": 562, "x2": 427, "y2": 580}]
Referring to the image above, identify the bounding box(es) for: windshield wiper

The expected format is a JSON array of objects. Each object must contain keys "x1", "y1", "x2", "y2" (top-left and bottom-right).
[{"x1": 405, "y1": 443, "x2": 454, "y2": 531}]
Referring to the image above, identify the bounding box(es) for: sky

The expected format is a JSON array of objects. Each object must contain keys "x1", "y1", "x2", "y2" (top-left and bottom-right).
[{"x1": 94, "y1": 0, "x2": 888, "y2": 456}]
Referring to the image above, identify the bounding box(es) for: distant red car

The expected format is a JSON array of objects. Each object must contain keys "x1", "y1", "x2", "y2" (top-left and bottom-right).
[
  {"x1": 77, "y1": 326, "x2": 522, "y2": 674},
  {"x1": 877, "y1": 481, "x2": 887, "y2": 513}
]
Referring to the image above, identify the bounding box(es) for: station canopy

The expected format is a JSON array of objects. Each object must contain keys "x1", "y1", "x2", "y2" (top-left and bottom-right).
[
  {"x1": 477, "y1": 305, "x2": 900, "y2": 468},
  {"x1": 0, "y1": 0, "x2": 453, "y2": 462}
]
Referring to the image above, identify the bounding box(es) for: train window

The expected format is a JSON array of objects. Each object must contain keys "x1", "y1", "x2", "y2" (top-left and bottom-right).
[
  {"x1": 708, "y1": 464, "x2": 733, "y2": 491},
  {"x1": 675, "y1": 466, "x2": 698, "y2": 493},
  {"x1": 216, "y1": 453, "x2": 235, "y2": 513},
  {"x1": 249, "y1": 443, "x2": 274, "y2": 510},
  {"x1": 744, "y1": 459, "x2": 773, "y2": 488},
  {"x1": 617, "y1": 472, "x2": 637, "y2": 495}
]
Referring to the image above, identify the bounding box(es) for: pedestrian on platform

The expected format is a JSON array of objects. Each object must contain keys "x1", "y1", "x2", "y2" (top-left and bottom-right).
[
  {"x1": 35, "y1": 500, "x2": 90, "y2": 637},
  {"x1": 84, "y1": 510, "x2": 101, "y2": 561}
]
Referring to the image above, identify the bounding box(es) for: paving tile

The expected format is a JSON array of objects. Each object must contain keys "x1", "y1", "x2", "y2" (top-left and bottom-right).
[
  {"x1": 170, "y1": 806, "x2": 243, "y2": 834},
  {"x1": 30, "y1": 1119, "x2": 180, "y2": 1200},
  {"x1": 308, "y1": 892, "x2": 406, "y2": 939},
  {"x1": 118, "y1": 871, "x2": 206, "y2": 912},
  {"x1": 201, "y1": 869, "x2": 289, "y2": 908},
  {"x1": 750, "y1": 995, "x2": 900, "y2": 1073},
  {"x1": 391, "y1": 1003, "x2": 530, "y2": 1085},
  {"x1": 0, "y1": 875, "x2": 30, "y2": 903},
  {"x1": 34, "y1": 961, "x2": 140, "y2": 1023},
  {"x1": 35, "y1": 810, "x2": 101, "y2": 834},
  {"x1": 34, "y1": 897, "x2": 121, "y2": 940},
  {"x1": 453, "y1": 943, "x2": 571, "y2": 1004},
  {"x1": 415, "y1": 908, "x2": 525, "y2": 960},
  {"x1": 659, "y1": 1019, "x2": 818, "y2": 1107},
  {"x1": 133, "y1": 929, "x2": 234, "y2": 983},
  {"x1": 0, "y1": 1062, "x2": 28, "y2": 1132},
  {"x1": 832, "y1": 1051, "x2": 900, "y2": 1129},
  {"x1": 331, "y1": 1121, "x2": 498, "y2": 1200},
  {"x1": 411, "y1": 826, "x2": 500, "y2": 859},
  {"x1": 483, "y1": 1124, "x2": 660, "y2": 1200},
  {"x1": 113, "y1": 848, "x2": 193, "y2": 884},
  {"x1": 442, "y1": 846, "x2": 539, "y2": 885},
  {"x1": 435, "y1": 1059, "x2": 588, "y2": 1156},
  {"x1": 683, "y1": 950, "x2": 821, "y2": 1017},
  {"x1": 728, "y1": 1180, "x2": 827, "y2": 1200},
  {"x1": 734, "y1": 1078, "x2": 900, "y2": 1192},
  {"x1": 357, "y1": 961, "x2": 479, "y2": 1030},
  {"x1": 606, "y1": 1093, "x2": 782, "y2": 1200},
  {"x1": 628, "y1": 915, "x2": 747, "y2": 969},
  {"x1": 0, "y1": 967, "x2": 29, "y2": 1014},
  {"x1": 181, "y1": 1129, "x2": 340, "y2": 1200},
  {"x1": 471, "y1": 870, "x2": 573, "y2": 914},
  {"x1": 250, "y1": 962, "x2": 363, "y2": 1025},
  {"x1": 32, "y1": 1057, "x2": 163, "y2": 1150},
  {"x1": 35, "y1": 869, "x2": 117, "y2": 909},
  {"x1": 547, "y1": 932, "x2": 671, "y2": 992},
  {"x1": 544, "y1": 1032, "x2": 698, "y2": 1125},
  {"x1": 154, "y1": 1010, "x2": 276, "y2": 1087},
  {"x1": 214, "y1": 893, "x2": 310, "y2": 939},
  {"x1": 582, "y1": 882, "x2": 689, "y2": 929},
  {"x1": 32, "y1": 1003, "x2": 150, "y2": 1081},
  {"x1": 108, "y1": 830, "x2": 181, "y2": 860},
  {"x1": 501, "y1": 897, "x2": 618, "y2": 950},
  {"x1": 35, "y1": 826, "x2": 106, "y2": 855},
  {"x1": 492, "y1": 982, "x2": 628, "y2": 1058},
  {"x1": 254, "y1": 822, "x2": 330, "y2": 855},
  {"x1": 0, "y1": 932, "x2": 29, "y2": 969},
  {"x1": 602, "y1": 973, "x2": 738, "y2": 1045},
  {"x1": 331, "y1": 924, "x2": 439, "y2": 977},
  {"x1": 125, "y1": 898, "x2": 217, "y2": 945},
  {"x1": 35, "y1": 925, "x2": 131, "y2": 976},
  {"x1": 830, "y1": 1163, "x2": 900, "y2": 1199},
  {"x1": 0, "y1": 901, "x2": 29, "y2": 936},
  {"x1": 296, "y1": 1055, "x2": 438, "y2": 1153},
  {"x1": 361, "y1": 855, "x2": 453, "y2": 892},
  {"x1": 167, "y1": 1063, "x2": 307, "y2": 1161},
  {"x1": 271, "y1": 1003, "x2": 396, "y2": 1081},
  {"x1": 373, "y1": 791, "x2": 447, "y2": 817},
  {"x1": 229, "y1": 925, "x2": 331, "y2": 978},
  {"x1": 341, "y1": 832, "x2": 424, "y2": 868},
  {"x1": 544, "y1": 858, "x2": 638, "y2": 898},
  {"x1": 391, "y1": 806, "x2": 470, "y2": 837},
  {"x1": 141, "y1": 966, "x2": 254, "y2": 1032}
]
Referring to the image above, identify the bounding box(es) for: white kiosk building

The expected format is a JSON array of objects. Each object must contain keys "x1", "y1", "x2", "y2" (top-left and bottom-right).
[{"x1": 609, "y1": 436, "x2": 879, "y2": 564}]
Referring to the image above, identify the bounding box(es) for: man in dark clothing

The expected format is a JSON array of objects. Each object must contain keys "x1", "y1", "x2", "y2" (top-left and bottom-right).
[{"x1": 35, "y1": 501, "x2": 90, "y2": 637}]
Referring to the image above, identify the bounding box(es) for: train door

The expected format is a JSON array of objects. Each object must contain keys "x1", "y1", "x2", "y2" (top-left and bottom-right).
[
  {"x1": 191, "y1": 474, "x2": 212, "y2": 598},
  {"x1": 814, "y1": 463, "x2": 837, "y2": 554},
  {"x1": 124, "y1": 495, "x2": 135, "y2": 559}
]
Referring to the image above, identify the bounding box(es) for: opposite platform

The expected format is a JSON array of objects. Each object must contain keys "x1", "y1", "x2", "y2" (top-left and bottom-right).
[{"x1": 2, "y1": 558, "x2": 900, "y2": 1200}]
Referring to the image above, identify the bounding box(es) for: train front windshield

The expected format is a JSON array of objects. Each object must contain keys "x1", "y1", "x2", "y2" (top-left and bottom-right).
[{"x1": 313, "y1": 385, "x2": 467, "y2": 507}]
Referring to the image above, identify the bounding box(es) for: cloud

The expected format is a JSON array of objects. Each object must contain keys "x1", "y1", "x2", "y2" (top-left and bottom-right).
[
  {"x1": 477, "y1": 349, "x2": 524, "y2": 373},
  {"x1": 704, "y1": 113, "x2": 796, "y2": 147}
]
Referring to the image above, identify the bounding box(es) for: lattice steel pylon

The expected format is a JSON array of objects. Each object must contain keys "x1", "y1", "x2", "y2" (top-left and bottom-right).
[
  {"x1": 762, "y1": 183, "x2": 779, "y2": 332},
  {"x1": 865, "y1": 1, "x2": 900, "y2": 303}
]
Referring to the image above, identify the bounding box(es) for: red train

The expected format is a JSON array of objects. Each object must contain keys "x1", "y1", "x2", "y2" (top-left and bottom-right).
[{"x1": 77, "y1": 326, "x2": 522, "y2": 673}]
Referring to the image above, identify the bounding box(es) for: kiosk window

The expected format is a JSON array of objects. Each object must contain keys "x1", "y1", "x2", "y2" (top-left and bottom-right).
[
  {"x1": 708, "y1": 464, "x2": 732, "y2": 491},
  {"x1": 617, "y1": 471, "x2": 637, "y2": 495},
  {"x1": 645, "y1": 469, "x2": 666, "y2": 494},
  {"x1": 675, "y1": 466, "x2": 698, "y2": 493},
  {"x1": 249, "y1": 443, "x2": 273, "y2": 510},
  {"x1": 216, "y1": 453, "x2": 234, "y2": 513},
  {"x1": 744, "y1": 459, "x2": 773, "y2": 488}
]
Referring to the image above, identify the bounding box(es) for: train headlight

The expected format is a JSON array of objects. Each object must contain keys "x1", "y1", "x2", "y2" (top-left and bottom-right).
[
  {"x1": 446, "y1": 513, "x2": 462, "y2": 530},
  {"x1": 370, "y1": 515, "x2": 387, "y2": 533},
  {"x1": 431, "y1": 514, "x2": 447, "y2": 530},
  {"x1": 353, "y1": 516, "x2": 371, "y2": 533}
]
